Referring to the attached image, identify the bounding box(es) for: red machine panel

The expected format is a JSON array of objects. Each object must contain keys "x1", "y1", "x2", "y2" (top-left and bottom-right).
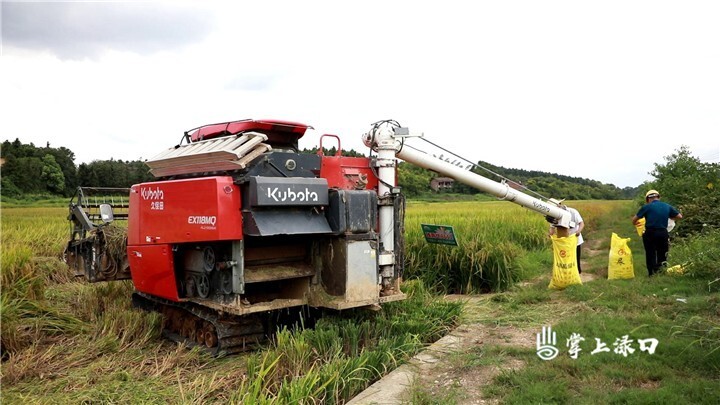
[
  {"x1": 189, "y1": 119, "x2": 311, "y2": 143},
  {"x1": 128, "y1": 244, "x2": 179, "y2": 301},
  {"x1": 320, "y1": 156, "x2": 379, "y2": 191},
  {"x1": 128, "y1": 176, "x2": 242, "y2": 246},
  {"x1": 316, "y1": 134, "x2": 379, "y2": 191}
]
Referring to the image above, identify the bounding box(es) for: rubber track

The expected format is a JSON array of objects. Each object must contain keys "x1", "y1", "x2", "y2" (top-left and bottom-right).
[{"x1": 132, "y1": 292, "x2": 266, "y2": 355}]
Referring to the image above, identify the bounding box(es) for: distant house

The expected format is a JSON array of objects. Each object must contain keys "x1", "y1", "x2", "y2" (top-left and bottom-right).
[
  {"x1": 508, "y1": 180, "x2": 524, "y2": 191},
  {"x1": 430, "y1": 177, "x2": 454, "y2": 192}
]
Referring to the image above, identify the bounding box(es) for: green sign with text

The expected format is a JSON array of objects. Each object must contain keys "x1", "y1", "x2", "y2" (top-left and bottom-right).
[{"x1": 421, "y1": 224, "x2": 458, "y2": 246}]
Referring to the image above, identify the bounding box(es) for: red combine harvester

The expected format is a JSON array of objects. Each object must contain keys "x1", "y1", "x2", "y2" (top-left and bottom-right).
[
  {"x1": 65, "y1": 119, "x2": 406, "y2": 354},
  {"x1": 65, "y1": 118, "x2": 576, "y2": 355}
]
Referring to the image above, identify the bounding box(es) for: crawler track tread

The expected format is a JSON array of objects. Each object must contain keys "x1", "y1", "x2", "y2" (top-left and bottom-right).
[{"x1": 132, "y1": 292, "x2": 266, "y2": 356}]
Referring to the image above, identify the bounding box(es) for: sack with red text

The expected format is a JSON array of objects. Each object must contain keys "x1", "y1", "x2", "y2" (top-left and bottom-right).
[
  {"x1": 548, "y1": 234, "x2": 582, "y2": 290},
  {"x1": 608, "y1": 232, "x2": 634, "y2": 280}
]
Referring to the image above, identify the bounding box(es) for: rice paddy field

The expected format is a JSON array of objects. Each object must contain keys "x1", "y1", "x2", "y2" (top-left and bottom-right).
[
  {"x1": 404, "y1": 200, "x2": 624, "y2": 293},
  {"x1": 0, "y1": 199, "x2": 650, "y2": 403}
]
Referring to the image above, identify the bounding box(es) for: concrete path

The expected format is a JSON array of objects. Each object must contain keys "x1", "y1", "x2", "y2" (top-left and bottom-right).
[{"x1": 347, "y1": 333, "x2": 463, "y2": 404}]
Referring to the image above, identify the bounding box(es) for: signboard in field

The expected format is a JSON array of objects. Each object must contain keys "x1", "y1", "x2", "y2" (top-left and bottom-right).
[{"x1": 421, "y1": 224, "x2": 458, "y2": 246}]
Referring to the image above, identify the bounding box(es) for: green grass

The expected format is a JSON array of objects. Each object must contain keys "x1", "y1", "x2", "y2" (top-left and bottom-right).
[
  {"x1": 410, "y1": 199, "x2": 720, "y2": 404},
  {"x1": 410, "y1": 379, "x2": 467, "y2": 405},
  {"x1": 419, "y1": 276, "x2": 720, "y2": 404},
  {"x1": 1, "y1": 194, "x2": 68, "y2": 207}
]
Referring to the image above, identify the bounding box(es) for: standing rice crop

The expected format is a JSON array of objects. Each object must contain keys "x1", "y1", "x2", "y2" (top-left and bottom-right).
[
  {"x1": 3, "y1": 206, "x2": 463, "y2": 404},
  {"x1": 1, "y1": 207, "x2": 83, "y2": 355},
  {"x1": 404, "y1": 201, "x2": 550, "y2": 293},
  {"x1": 1, "y1": 207, "x2": 68, "y2": 258},
  {"x1": 0, "y1": 207, "x2": 157, "y2": 358},
  {"x1": 403, "y1": 200, "x2": 624, "y2": 293},
  {"x1": 234, "y1": 279, "x2": 462, "y2": 404}
]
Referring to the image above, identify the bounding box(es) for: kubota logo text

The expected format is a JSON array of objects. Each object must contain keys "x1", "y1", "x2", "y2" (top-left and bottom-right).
[
  {"x1": 188, "y1": 216, "x2": 217, "y2": 226},
  {"x1": 532, "y1": 200, "x2": 550, "y2": 213},
  {"x1": 267, "y1": 187, "x2": 319, "y2": 202},
  {"x1": 141, "y1": 187, "x2": 164, "y2": 200}
]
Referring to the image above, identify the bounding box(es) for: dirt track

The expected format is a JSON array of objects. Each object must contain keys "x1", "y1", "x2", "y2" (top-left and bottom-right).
[{"x1": 349, "y1": 240, "x2": 605, "y2": 404}]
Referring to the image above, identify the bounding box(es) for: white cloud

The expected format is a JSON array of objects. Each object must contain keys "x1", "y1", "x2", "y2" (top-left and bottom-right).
[
  {"x1": 2, "y1": 1, "x2": 214, "y2": 59},
  {"x1": 2, "y1": 1, "x2": 718, "y2": 188}
]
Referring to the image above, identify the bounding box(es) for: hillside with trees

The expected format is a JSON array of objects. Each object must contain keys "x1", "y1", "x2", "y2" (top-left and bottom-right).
[
  {"x1": 397, "y1": 160, "x2": 637, "y2": 200},
  {"x1": 1, "y1": 139, "x2": 153, "y2": 199},
  {"x1": 473, "y1": 160, "x2": 639, "y2": 199},
  {"x1": 2, "y1": 138, "x2": 636, "y2": 201},
  {"x1": 1, "y1": 139, "x2": 78, "y2": 197}
]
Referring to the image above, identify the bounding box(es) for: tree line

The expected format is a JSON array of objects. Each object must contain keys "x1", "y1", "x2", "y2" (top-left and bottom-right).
[
  {"x1": 396, "y1": 160, "x2": 637, "y2": 200},
  {"x1": 639, "y1": 146, "x2": 719, "y2": 237},
  {"x1": 2, "y1": 137, "x2": 639, "y2": 200},
  {"x1": 1, "y1": 139, "x2": 153, "y2": 198}
]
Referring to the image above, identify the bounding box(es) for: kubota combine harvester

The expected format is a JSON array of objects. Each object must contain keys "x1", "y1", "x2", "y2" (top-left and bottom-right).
[{"x1": 65, "y1": 119, "x2": 574, "y2": 354}]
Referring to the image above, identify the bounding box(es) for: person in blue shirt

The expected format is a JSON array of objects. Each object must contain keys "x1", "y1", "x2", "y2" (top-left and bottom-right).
[{"x1": 631, "y1": 190, "x2": 683, "y2": 276}]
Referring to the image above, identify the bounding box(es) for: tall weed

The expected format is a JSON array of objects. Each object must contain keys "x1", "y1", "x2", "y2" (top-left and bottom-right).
[
  {"x1": 234, "y1": 279, "x2": 461, "y2": 403},
  {"x1": 668, "y1": 228, "x2": 720, "y2": 283}
]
